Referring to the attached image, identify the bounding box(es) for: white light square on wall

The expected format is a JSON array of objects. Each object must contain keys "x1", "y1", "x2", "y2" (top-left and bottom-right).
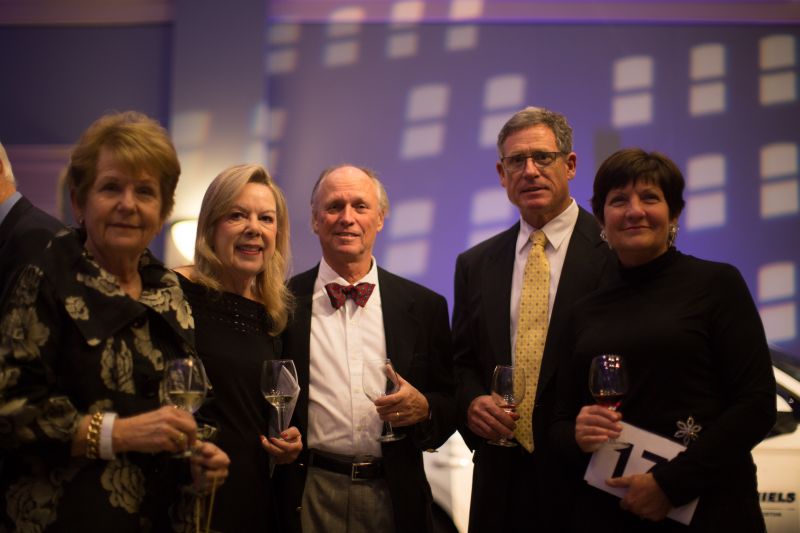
[
  {"x1": 687, "y1": 154, "x2": 725, "y2": 190},
  {"x1": 450, "y1": 0, "x2": 484, "y2": 20},
  {"x1": 761, "y1": 180, "x2": 799, "y2": 218},
  {"x1": 387, "y1": 33, "x2": 419, "y2": 59},
  {"x1": 471, "y1": 188, "x2": 515, "y2": 225},
  {"x1": 760, "y1": 302, "x2": 796, "y2": 343},
  {"x1": 267, "y1": 49, "x2": 298, "y2": 75},
  {"x1": 323, "y1": 41, "x2": 359, "y2": 67},
  {"x1": 269, "y1": 24, "x2": 300, "y2": 45},
  {"x1": 445, "y1": 25, "x2": 478, "y2": 51},
  {"x1": 484, "y1": 74, "x2": 526, "y2": 111},
  {"x1": 613, "y1": 56, "x2": 653, "y2": 91},
  {"x1": 758, "y1": 262, "x2": 796, "y2": 302},
  {"x1": 267, "y1": 108, "x2": 287, "y2": 142},
  {"x1": 391, "y1": 1, "x2": 425, "y2": 24},
  {"x1": 406, "y1": 84, "x2": 450, "y2": 121},
  {"x1": 760, "y1": 34, "x2": 796, "y2": 70},
  {"x1": 480, "y1": 113, "x2": 509, "y2": 148},
  {"x1": 327, "y1": 7, "x2": 364, "y2": 36},
  {"x1": 689, "y1": 82, "x2": 726, "y2": 116},
  {"x1": 389, "y1": 199, "x2": 435, "y2": 238},
  {"x1": 760, "y1": 72, "x2": 797, "y2": 105},
  {"x1": 761, "y1": 143, "x2": 798, "y2": 179},
  {"x1": 400, "y1": 124, "x2": 445, "y2": 159},
  {"x1": 612, "y1": 93, "x2": 653, "y2": 128},
  {"x1": 685, "y1": 191, "x2": 726, "y2": 229},
  {"x1": 690, "y1": 43, "x2": 725, "y2": 80},
  {"x1": 384, "y1": 240, "x2": 430, "y2": 276}
]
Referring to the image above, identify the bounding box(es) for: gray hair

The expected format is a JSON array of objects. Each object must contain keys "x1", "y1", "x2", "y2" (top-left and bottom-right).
[{"x1": 496, "y1": 106, "x2": 574, "y2": 156}]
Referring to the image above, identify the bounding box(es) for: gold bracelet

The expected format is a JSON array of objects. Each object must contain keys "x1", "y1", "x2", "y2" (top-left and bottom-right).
[{"x1": 86, "y1": 412, "x2": 103, "y2": 459}]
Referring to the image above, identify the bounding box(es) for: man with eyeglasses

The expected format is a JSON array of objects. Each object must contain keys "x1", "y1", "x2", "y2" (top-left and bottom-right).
[{"x1": 452, "y1": 107, "x2": 617, "y2": 532}]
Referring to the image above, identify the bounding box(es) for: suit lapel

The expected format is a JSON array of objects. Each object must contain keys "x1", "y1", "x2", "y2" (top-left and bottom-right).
[
  {"x1": 483, "y1": 225, "x2": 517, "y2": 366},
  {"x1": 286, "y1": 266, "x2": 318, "y2": 433},
  {"x1": 377, "y1": 268, "x2": 415, "y2": 376},
  {"x1": 537, "y1": 208, "x2": 605, "y2": 398}
]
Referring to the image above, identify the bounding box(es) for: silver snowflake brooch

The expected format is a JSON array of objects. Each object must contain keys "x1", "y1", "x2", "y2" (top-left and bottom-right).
[{"x1": 674, "y1": 416, "x2": 702, "y2": 446}]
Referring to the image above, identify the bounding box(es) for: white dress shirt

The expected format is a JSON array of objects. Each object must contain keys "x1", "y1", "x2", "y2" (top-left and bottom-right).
[
  {"x1": 509, "y1": 199, "x2": 579, "y2": 363},
  {"x1": 307, "y1": 257, "x2": 386, "y2": 457}
]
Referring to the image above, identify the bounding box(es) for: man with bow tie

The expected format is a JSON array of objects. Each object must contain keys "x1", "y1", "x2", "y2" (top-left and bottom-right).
[{"x1": 281, "y1": 164, "x2": 455, "y2": 533}]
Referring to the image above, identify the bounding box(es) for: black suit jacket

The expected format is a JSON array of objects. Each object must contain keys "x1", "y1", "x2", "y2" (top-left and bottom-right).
[
  {"x1": 0, "y1": 195, "x2": 64, "y2": 301},
  {"x1": 281, "y1": 264, "x2": 456, "y2": 532},
  {"x1": 452, "y1": 206, "x2": 617, "y2": 531}
]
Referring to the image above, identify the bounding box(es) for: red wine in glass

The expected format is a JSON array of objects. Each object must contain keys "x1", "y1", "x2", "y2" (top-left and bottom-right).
[{"x1": 588, "y1": 354, "x2": 628, "y2": 449}]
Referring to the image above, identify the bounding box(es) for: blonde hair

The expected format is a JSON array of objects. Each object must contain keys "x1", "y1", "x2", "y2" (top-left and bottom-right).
[
  {"x1": 0, "y1": 141, "x2": 15, "y2": 184},
  {"x1": 193, "y1": 164, "x2": 293, "y2": 334}
]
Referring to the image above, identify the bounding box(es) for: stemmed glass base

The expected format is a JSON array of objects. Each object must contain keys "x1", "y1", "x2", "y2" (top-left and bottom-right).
[
  {"x1": 377, "y1": 421, "x2": 405, "y2": 442},
  {"x1": 487, "y1": 436, "x2": 517, "y2": 447}
]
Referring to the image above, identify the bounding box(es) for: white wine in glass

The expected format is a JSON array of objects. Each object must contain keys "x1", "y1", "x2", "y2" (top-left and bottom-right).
[
  {"x1": 261, "y1": 359, "x2": 298, "y2": 437},
  {"x1": 362, "y1": 359, "x2": 405, "y2": 442},
  {"x1": 163, "y1": 356, "x2": 209, "y2": 457},
  {"x1": 588, "y1": 354, "x2": 629, "y2": 449},
  {"x1": 488, "y1": 364, "x2": 525, "y2": 447}
]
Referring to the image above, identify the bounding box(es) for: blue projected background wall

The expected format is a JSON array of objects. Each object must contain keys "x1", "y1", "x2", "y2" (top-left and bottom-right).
[{"x1": 263, "y1": 20, "x2": 799, "y2": 355}]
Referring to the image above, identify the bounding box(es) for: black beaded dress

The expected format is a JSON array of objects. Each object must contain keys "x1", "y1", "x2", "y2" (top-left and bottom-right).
[{"x1": 178, "y1": 275, "x2": 282, "y2": 533}]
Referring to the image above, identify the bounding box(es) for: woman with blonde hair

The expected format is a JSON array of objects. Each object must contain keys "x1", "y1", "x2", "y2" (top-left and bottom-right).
[{"x1": 176, "y1": 163, "x2": 301, "y2": 531}]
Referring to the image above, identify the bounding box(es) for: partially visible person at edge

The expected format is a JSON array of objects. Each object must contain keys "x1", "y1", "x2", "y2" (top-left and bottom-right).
[
  {"x1": 0, "y1": 111, "x2": 230, "y2": 532},
  {"x1": 550, "y1": 148, "x2": 776, "y2": 532},
  {"x1": 452, "y1": 106, "x2": 618, "y2": 532},
  {"x1": 281, "y1": 164, "x2": 455, "y2": 532},
  {"x1": 0, "y1": 140, "x2": 64, "y2": 301},
  {"x1": 174, "y1": 163, "x2": 302, "y2": 532}
]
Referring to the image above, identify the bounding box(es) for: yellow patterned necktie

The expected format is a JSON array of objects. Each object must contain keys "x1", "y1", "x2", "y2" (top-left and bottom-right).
[{"x1": 514, "y1": 230, "x2": 549, "y2": 452}]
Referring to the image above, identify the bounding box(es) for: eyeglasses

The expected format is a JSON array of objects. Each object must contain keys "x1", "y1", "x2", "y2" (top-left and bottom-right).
[{"x1": 500, "y1": 151, "x2": 565, "y2": 172}]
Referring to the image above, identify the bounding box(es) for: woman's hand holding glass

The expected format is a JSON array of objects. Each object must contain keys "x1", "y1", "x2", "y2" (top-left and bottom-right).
[
  {"x1": 259, "y1": 426, "x2": 303, "y2": 464},
  {"x1": 575, "y1": 354, "x2": 628, "y2": 452}
]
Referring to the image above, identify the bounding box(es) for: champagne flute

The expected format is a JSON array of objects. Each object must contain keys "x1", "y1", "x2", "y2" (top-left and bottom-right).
[
  {"x1": 261, "y1": 359, "x2": 298, "y2": 438},
  {"x1": 488, "y1": 364, "x2": 526, "y2": 447},
  {"x1": 588, "y1": 354, "x2": 629, "y2": 449},
  {"x1": 362, "y1": 359, "x2": 405, "y2": 442},
  {"x1": 163, "y1": 356, "x2": 208, "y2": 457}
]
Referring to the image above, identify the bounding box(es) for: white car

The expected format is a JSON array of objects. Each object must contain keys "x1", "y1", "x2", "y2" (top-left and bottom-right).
[{"x1": 425, "y1": 349, "x2": 800, "y2": 533}]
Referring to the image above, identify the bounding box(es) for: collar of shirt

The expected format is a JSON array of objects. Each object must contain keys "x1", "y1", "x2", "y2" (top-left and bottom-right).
[
  {"x1": 515, "y1": 198, "x2": 579, "y2": 257},
  {"x1": 0, "y1": 190, "x2": 22, "y2": 226},
  {"x1": 315, "y1": 256, "x2": 381, "y2": 310}
]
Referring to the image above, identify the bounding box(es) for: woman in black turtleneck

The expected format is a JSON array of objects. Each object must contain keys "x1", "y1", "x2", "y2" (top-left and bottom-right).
[{"x1": 551, "y1": 148, "x2": 775, "y2": 532}]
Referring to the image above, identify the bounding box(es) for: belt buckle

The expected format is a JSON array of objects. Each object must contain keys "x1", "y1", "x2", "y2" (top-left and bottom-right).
[{"x1": 351, "y1": 461, "x2": 372, "y2": 481}]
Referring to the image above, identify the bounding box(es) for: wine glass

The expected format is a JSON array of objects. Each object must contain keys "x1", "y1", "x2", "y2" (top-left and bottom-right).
[
  {"x1": 261, "y1": 359, "x2": 298, "y2": 438},
  {"x1": 588, "y1": 354, "x2": 629, "y2": 449},
  {"x1": 163, "y1": 356, "x2": 208, "y2": 457},
  {"x1": 362, "y1": 359, "x2": 405, "y2": 442},
  {"x1": 488, "y1": 364, "x2": 526, "y2": 447}
]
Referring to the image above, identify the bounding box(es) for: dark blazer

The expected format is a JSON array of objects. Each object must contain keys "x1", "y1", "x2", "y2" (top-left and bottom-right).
[
  {"x1": 281, "y1": 264, "x2": 456, "y2": 533},
  {"x1": 0, "y1": 195, "x2": 64, "y2": 301},
  {"x1": 452, "y1": 206, "x2": 617, "y2": 532}
]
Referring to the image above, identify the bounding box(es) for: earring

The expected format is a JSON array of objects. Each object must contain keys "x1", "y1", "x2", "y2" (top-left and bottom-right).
[
  {"x1": 668, "y1": 224, "x2": 679, "y2": 248},
  {"x1": 600, "y1": 229, "x2": 612, "y2": 250},
  {"x1": 77, "y1": 216, "x2": 84, "y2": 226}
]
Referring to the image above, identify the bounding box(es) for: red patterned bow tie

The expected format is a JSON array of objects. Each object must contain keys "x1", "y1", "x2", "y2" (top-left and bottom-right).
[{"x1": 324, "y1": 282, "x2": 376, "y2": 309}]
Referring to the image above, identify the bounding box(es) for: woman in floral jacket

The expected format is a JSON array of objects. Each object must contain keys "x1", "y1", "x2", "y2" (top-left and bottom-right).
[{"x1": 0, "y1": 111, "x2": 229, "y2": 532}]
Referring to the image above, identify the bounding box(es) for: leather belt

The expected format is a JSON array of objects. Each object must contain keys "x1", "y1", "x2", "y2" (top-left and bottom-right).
[{"x1": 308, "y1": 450, "x2": 384, "y2": 481}]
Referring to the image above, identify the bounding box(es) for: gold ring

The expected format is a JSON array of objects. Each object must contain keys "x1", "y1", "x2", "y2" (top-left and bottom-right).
[
  {"x1": 395, "y1": 411, "x2": 400, "y2": 419},
  {"x1": 175, "y1": 432, "x2": 187, "y2": 445}
]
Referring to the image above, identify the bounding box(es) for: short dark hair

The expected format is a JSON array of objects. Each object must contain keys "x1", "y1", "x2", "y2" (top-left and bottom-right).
[{"x1": 591, "y1": 148, "x2": 686, "y2": 223}]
